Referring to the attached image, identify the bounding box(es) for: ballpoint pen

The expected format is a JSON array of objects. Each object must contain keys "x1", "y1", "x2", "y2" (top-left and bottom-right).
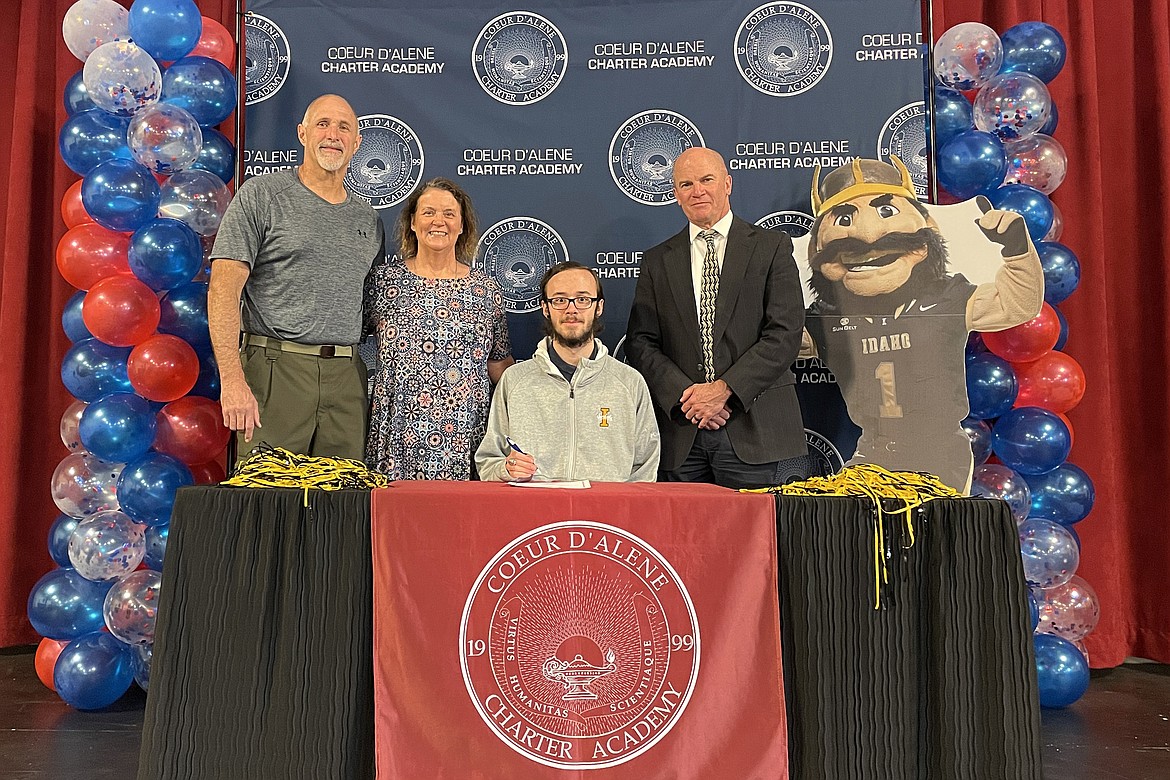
[{"x1": 505, "y1": 436, "x2": 542, "y2": 478}]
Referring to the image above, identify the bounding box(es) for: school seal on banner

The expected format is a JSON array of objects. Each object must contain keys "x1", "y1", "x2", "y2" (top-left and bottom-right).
[
  {"x1": 477, "y1": 216, "x2": 568, "y2": 313},
  {"x1": 472, "y1": 11, "x2": 568, "y2": 105},
  {"x1": 756, "y1": 209, "x2": 815, "y2": 238},
  {"x1": 609, "y1": 110, "x2": 704, "y2": 205},
  {"x1": 878, "y1": 102, "x2": 928, "y2": 198},
  {"x1": 461, "y1": 521, "x2": 700, "y2": 769},
  {"x1": 343, "y1": 114, "x2": 424, "y2": 209},
  {"x1": 244, "y1": 13, "x2": 291, "y2": 105},
  {"x1": 735, "y1": 1, "x2": 833, "y2": 96}
]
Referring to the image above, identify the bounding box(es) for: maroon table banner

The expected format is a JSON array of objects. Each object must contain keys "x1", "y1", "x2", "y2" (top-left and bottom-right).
[{"x1": 371, "y1": 481, "x2": 787, "y2": 779}]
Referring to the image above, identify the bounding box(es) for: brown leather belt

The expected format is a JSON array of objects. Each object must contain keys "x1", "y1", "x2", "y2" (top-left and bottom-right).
[{"x1": 241, "y1": 333, "x2": 354, "y2": 358}]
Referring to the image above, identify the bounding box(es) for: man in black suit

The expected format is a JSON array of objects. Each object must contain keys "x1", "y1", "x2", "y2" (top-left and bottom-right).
[{"x1": 625, "y1": 147, "x2": 810, "y2": 488}]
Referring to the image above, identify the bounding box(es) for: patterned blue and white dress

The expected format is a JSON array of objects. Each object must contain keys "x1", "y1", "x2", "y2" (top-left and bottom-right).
[{"x1": 365, "y1": 262, "x2": 511, "y2": 479}]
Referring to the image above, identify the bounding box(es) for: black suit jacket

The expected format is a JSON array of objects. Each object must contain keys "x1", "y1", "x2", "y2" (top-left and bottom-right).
[{"x1": 625, "y1": 215, "x2": 807, "y2": 471}]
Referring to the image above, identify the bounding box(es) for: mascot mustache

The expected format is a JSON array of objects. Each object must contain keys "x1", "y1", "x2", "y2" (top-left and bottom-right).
[{"x1": 809, "y1": 227, "x2": 941, "y2": 274}]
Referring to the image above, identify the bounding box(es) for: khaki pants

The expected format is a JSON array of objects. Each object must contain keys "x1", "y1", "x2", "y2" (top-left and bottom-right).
[{"x1": 236, "y1": 343, "x2": 368, "y2": 466}]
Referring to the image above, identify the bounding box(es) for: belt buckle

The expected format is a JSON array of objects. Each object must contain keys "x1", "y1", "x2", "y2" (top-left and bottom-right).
[{"x1": 320, "y1": 345, "x2": 336, "y2": 358}]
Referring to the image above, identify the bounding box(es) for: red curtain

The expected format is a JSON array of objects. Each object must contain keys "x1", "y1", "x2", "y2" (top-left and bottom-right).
[
  {"x1": 931, "y1": 0, "x2": 1170, "y2": 668},
  {"x1": 2, "y1": 0, "x2": 1167, "y2": 667},
  {"x1": 0, "y1": 0, "x2": 236, "y2": 647}
]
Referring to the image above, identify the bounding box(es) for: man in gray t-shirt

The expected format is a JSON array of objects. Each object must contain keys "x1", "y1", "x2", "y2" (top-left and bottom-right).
[{"x1": 209, "y1": 94, "x2": 384, "y2": 464}]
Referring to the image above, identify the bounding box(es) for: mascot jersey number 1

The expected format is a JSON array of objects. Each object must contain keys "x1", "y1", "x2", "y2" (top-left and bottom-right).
[{"x1": 804, "y1": 156, "x2": 1043, "y2": 492}]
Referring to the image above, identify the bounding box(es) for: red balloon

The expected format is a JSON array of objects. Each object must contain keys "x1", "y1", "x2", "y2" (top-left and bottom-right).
[
  {"x1": 128, "y1": 334, "x2": 200, "y2": 401},
  {"x1": 61, "y1": 180, "x2": 94, "y2": 228},
  {"x1": 35, "y1": 637, "x2": 70, "y2": 691},
  {"x1": 188, "y1": 458, "x2": 227, "y2": 484},
  {"x1": 155, "y1": 396, "x2": 231, "y2": 463},
  {"x1": 1013, "y1": 350, "x2": 1087, "y2": 414},
  {"x1": 189, "y1": 17, "x2": 236, "y2": 71},
  {"x1": 56, "y1": 223, "x2": 132, "y2": 290},
  {"x1": 82, "y1": 275, "x2": 161, "y2": 347},
  {"x1": 982, "y1": 302, "x2": 1060, "y2": 363}
]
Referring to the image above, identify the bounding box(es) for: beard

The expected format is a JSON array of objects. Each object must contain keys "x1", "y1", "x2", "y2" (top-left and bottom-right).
[
  {"x1": 314, "y1": 147, "x2": 348, "y2": 172},
  {"x1": 545, "y1": 314, "x2": 603, "y2": 349},
  {"x1": 809, "y1": 227, "x2": 950, "y2": 315}
]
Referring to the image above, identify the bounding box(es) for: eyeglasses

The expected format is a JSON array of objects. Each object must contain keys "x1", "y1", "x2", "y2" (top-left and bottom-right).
[{"x1": 544, "y1": 296, "x2": 600, "y2": 310}]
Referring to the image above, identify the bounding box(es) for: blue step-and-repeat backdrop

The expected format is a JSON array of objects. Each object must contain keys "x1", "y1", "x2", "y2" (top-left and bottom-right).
[{"x1": 241, "y1": 0, "x2": 928, "y2": 472}]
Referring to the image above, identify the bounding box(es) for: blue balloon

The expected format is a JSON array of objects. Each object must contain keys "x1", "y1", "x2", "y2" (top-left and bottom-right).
[
  {"x1": 158, "y1": 281, "x2": 211, "y2": 353},
  {"x1": 933, "y1": 85, "x2": 974, "y2": 148},
  {"x1": 128, "y1": 0, "x2": 202, "y2": 61},
  {"x1": 1037, "y1": 241, "x2": 1080, "y2": 305},
  {"x1": 936, "y1": 130, "x2": 1006, "y2": 199},
  {"x1": 62, "y1": 290, "x2": 93, "y2": 342},
  {"x1": 965, "y1": 331, "x2": 989, "y2": 361},
  {"x1": 965, "y1": 352, "x2": 1018, "y2": 419},
  {"x1": 61, "y1": 338, "x2": 133, "y2": 402},
  {"x1": 79, "y1": 393, "x2": 158, "y2": 463},
  {"x1": 54, "y1": 632, "x2": 136, "y2": 710},
  {"x1": 129, "y1": 218, "x2": 203, "y2": 291},
  {"x1": 1025, "y1": 463, "x2": 1095, "y2": 525},
  {"x1": 58, "y1": 110, "x2": 132, "y2": 177},
  {"x1": 81, "y1": 158, "x2": 162, "y2": 233},
  {"x1": 143, "y1": 523, "x2": 170, "y2": 571},
  {"x1": 162, "y1": 56, "x2": 238, "y2": 127},
  {"x1": 1034, "y1": 633, "x2": 1088, "y2": 708},
  {"x1": 988, "y1": 183, "x2": 1054, "y2": 241},
  {"x1": 48, "y1": 514, "x2": 82, "y2": 569},
  {"x1": 1053, "y1": 306, "x2": 1069, "y2": 351},
  {"x1": 26, "y1": 568, "x2": 112, "y2": 640},
  {"x1": 117, "y1": 452, "x2": 194, "y2": 526},
  {"x1": 190, "y1": 352, "x2": 221, "y2": 399},
  {"x1": 64, "y1": 70, "x2": 97, "y2": 115},
  {"x1": 189, "y1": 126, "x2": 235, "y2": 184},
  {"x1": 961, "y1": 416, "x2": 993, "y2": 465},
  {"x1": 1027, "y1": 588, "x2": 1040, "y2": 631},
  {"x1": 133, "y1": 642, "x2": 153, "y2": 691},
  {"x1": 1000, "y1": 22, "x2": 1067, "y2": 84},
  {"x1": 1039, "y1": 100, "x2": 1059, "y2": 136},
  {"x1": 992, "y1": 406, "x2": 1071, "y2": 475}
]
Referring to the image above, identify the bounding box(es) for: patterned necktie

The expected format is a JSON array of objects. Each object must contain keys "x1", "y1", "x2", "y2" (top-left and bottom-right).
[{"x1": 697, "y1": 229, "x2": 719, "y2": 382}]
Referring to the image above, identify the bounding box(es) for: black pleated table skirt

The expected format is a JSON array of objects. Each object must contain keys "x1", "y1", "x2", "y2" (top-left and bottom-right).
[
  {"x1": 138, "y1": 487, "x2": 375, "y2": 780},
  {"x1": 774, "y1": 495, "x2": 1042, "y2": 779}
]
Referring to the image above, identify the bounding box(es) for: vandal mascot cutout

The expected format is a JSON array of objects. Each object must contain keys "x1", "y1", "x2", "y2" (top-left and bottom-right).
[{"x1": 803, "y1": 156, "x2": 1043, "y2": 492}]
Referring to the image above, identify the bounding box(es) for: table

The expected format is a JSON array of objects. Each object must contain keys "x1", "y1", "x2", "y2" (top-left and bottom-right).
[{"x1": 138, "y1": 486, "x2": 1041, "y2": 779}]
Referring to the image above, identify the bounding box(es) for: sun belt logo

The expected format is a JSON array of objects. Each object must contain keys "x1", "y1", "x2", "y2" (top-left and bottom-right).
[
  {"x1": 472, "y1": 11, "x2": 568, "y2": 105},
  {"x1": 756, "y1": 210, "x2": 814, "y2": 238},
  {"x1": 735, "y1": 2, "x2": 833, "y2": 96},
  {"x1": 609, "y1": 110, "x2": 704, "y2": 205},
  {"x1": 244, "y1": 13, "x2": 290, "y2": 105},
  {"x1": 804, "y1": 427, "x2": 845, "y2": 477},
  {"x1": 342, "y1": 114, "x2": 424, "y2": 209},
  {"x1": 879, "y1": 101, "x2": 928, "y2": 199},
  {"x1": 461, "y1": 521, "x2": 700, "y2": 768},
  {"x1": 477, "y1": 217, "x2": 568, "y2": 313}
]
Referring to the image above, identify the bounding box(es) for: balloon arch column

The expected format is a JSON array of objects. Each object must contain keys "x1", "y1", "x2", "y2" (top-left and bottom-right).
[
  {"x1": 932, "y1": 20, "x2": 1096, "y2": 708},
  {"x1": 27, "y1": 0, "x2": 237, "y2": 710}
]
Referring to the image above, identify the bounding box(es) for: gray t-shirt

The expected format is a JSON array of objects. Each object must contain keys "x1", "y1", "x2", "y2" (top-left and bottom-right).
[{"x1": 212, "y1": 170, "x2": 385, "y2": 345}]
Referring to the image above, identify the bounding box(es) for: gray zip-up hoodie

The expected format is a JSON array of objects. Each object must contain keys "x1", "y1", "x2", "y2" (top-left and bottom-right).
[{"x1": 475, "y1": 339, "x2": 660, "y2": 482}]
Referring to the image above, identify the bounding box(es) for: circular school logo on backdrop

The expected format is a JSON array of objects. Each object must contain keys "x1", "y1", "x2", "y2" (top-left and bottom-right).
[
  {"x1": 609, "y1": 110, "x2": 704, "y2": 205},
  {"x1": 477, "y1": 217, "x2": 569, "y2": 313},
  {"x1": 735, "y1": 2, "x2": 833, "y2": 96},
  {"x1": 804, "y1": 428, "x2": 845, "y2": 477},
  {"x1": 756, "y1": 210, "x2": 814, "y2": 238},
  {"x1": 460, "y1": 521, "x2": 700, "y2": 769},
  {"x1": 878, "y1": 101, "x2": 928, "y2": 199},
  {"x1": 343, "y1": 114, "x2": 424, "y2": 209},
  {"x1": 472, "y1": 11, "x2": 568, "y2": 105},
  {"x1": 244, "y1": 13, "x2": 291, "y2": 105}
]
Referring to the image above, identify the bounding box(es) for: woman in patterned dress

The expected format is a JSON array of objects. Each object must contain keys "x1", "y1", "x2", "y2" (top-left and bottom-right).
[{"x1": 365, "y1": 178, "x2": 513, "y2": 478}]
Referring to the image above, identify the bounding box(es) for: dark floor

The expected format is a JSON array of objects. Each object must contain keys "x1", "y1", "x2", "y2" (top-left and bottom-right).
[{"x1": 1, "y1": 647, "x2": 1167, "y2": 779}]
